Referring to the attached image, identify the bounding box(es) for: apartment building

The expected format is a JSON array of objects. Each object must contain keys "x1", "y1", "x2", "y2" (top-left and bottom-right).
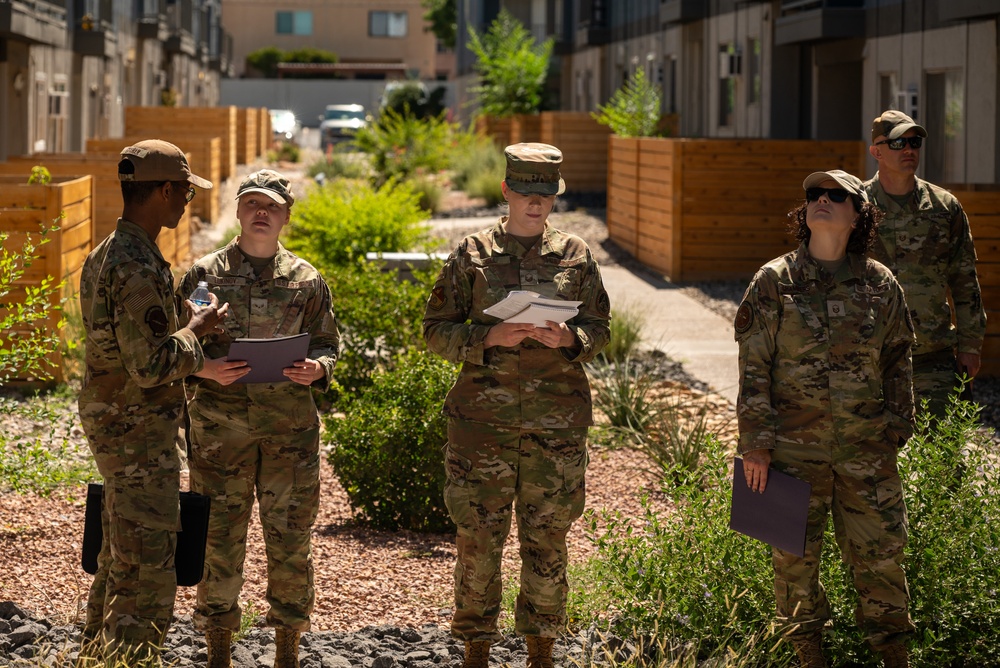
[
  {"x1": 221, "y1": 0, "x2": 441, "y2": 80},
  {"x1": 457, "y1": 0, "x2": 999, "y2": 183},
  {"x1": 0, "y1": 0, "x2": 233, "y2": 159}
]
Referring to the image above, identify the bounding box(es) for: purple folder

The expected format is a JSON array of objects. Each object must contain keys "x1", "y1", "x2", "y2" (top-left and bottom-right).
[{"x1": 730, "y1": 457, "x2": 811, "y2": 557}]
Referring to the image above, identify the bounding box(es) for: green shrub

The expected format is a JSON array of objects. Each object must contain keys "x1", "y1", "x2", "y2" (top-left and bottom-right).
[
  {"x1": 589, "y1": 356, "x2": 658, "y2": 433},
  {"x1": 352, "y1": 107, "x2": 455, "y2": 184},
  {"x1": 306, "y1": 150, "x2": 372, "y2": 181},
  {"x1": 592, "y1": 67, "x2": 663, "y2": 138},
  {"x1": 326, "y1": 349, "x2": 458, "y2": 532},
  {"x1": 635, "y1": 394, "x2": 713, "y2": 479},
  {"x1": 603, "y1": 302, "x2": 646, "y2": 364},
  {"x1": 267, "y1": 141, "x2": 299, "y2": 163},
  {"x1": 586, "y1": 397, "x2": 1000, "y2": 666},
  {"x1": 449, "y1": 130, "x2": 505, "y2": 191},
  {"x1": 285, "y1": 179, "x2": 428, "y2": 267},
  {"x1": 408, "y1": 174, "x2": 445, "y2": 214},
  {"x1": 1, "y1": 219, "x2": 64, "y2": 383},
  {"x1": 463, "y1": 169, "x2": 504, "y2": 207},
  {"x1": 321, "y1": 259, "x2": 440, "y2": 399}
]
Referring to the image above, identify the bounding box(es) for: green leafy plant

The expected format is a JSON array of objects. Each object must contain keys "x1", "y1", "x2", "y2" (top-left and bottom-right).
[
  {"x1": 352, "y1": 107, "x2": 455, "y2": 184},
  {"x1": 467, "y1": 9, "x2": 553, "y2": 117},
  {"x1": 448, "y1": 130, "x2": 506, "y2": 206},
  {"x1": 1, "y1": 220, "x2": 64, "y2": 383},
  {"x1": 592, "y1": 67, "x2": 663, "y2": 138},
  {"x1": 381, "y1": 81, "x2": 447, "y2": 120},
  {"x1": 267, "y1": 140, "x2": 299, "y2": 163},
  {"x1": 325, "y1": 349, "x2": 458, "y2": 532},
  {"x1": 421, "y1": 0, "x2": 456, "y2": 49},
  {"x1": 634, "y1": 394, "x2": 714, "y2": 479},
  {"x1": 246, "y1": 46, "x2": 338, "y2": 78},
  {"x1": 307, "y1": 150, "x2": 372, "y2": 181},
  {"x1": 27, "y1": 165, "x2": 51, "y2": 185},
  {"x1": 603, "y1": 302, "x2": 646, "y2": 363},
  {"x1": 589, "y1": 356, "x2": 658, "y2": 433}
]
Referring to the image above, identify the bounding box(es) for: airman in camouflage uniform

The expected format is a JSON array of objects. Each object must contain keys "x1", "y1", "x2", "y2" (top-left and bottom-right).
[
  {"x1": 424, "y1": 143, "x2": 611, "y2": 668},
  {"x1": 736, "y1": 171, "x2": 915, "y2": 668},
  {"x1": 79, "y1": 139, "x2": 223, "y2": 663},
  {"x1": 864, "y1": 110, "x2": 986, "y2": 415},
  {"x1": 176, "y1": 169, "x2": 339, "y2": 668}
]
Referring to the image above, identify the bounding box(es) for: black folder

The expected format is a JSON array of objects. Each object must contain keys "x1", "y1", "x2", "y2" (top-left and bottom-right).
[
  {"x1": 729, "y1": 457, "x2": 811, "y2": 557},
  {"x1": 82, "y1": 483, "x2": 211, "y2": 587},
  {"x1": 227, "y1": 333, "x2": 310, "y2": 384}
]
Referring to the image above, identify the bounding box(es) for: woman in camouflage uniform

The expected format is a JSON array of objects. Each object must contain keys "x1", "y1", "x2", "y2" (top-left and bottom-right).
[
  {"x1": 423, "y1": 143, "x2": 611, "y2": 668},
  {"x1": 735, "y1": 170, "x2": 915, "y2": 668}
]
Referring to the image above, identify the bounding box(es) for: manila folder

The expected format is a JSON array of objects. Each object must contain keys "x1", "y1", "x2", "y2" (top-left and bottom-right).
[{"x1": 729, "y1": 457, "x2": 811, "y2": 557}]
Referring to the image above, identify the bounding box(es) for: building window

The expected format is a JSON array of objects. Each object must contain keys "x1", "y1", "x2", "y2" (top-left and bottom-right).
[
  {"x1": 924, "y1": 69, "x2": 964, "y2": 183},
  {"x1": 370, "y1": 11, "x2": 407, "y2": 38},
  {"x1": 718, "y1": 44, "x2": 737, "y2": 127},
  {"x1": 879, "y1": 73, "x2": 898, "y2": 113},
  {"x1": 276, "y1": 11, "x2": 312, "y2": 36},
  {"x1": 49, "y1": 77, "x2": 69, "y2": 117},
  {"x1": 746, "y1": 38, "x2": 761, "y2": 105}
]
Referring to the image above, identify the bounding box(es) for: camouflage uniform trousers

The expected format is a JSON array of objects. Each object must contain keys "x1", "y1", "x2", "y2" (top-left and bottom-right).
[
  {"x1": 912, "y1": 348, "x2": 968, "y2": 417},
  {"x1": 84, "y1": 473, "x2": 181, "y2": 660},
  {"x1": 444, "y1": 419, "x2": 589, "y2": 641},
  {"x1": 188, "y1": 419, "x2": 320, "y2": 632},
  {"x1": 770, "y1": 437, "x2": 914, "y2": 651}
]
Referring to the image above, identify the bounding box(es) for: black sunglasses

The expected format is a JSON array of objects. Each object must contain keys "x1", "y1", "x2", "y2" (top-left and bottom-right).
[
  {"x1": 875, "y1": 136, "x2": 923, "y2": 150},
  {"x1": 805, "y1": 187, "x2": 851, "y2": 203}
]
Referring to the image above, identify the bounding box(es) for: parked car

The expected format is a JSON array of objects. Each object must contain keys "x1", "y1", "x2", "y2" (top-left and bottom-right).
[
  {"x1": 269, "y1": 109, "x2": 300, "y2": 142},
  {"x1": 319, "y1": 104, "x2": 368, "y2": 149}
]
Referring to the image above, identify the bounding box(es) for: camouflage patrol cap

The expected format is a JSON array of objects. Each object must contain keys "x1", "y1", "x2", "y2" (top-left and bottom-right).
[
  {"x1": 118, "y1": 139, "x2": 212, "y2": 188},
  {"x1": 504, "y1": 142, "x2": 566, "y2": 196},
  {"x1": 871, "y1": 110, "x2": 927, "y2": 143},
  {"x1": 802, "y1": 169, "x2": 869, "y2": 203},
  {"x1": 236, "y1": 169, "x2": 294, "y2": 205}
]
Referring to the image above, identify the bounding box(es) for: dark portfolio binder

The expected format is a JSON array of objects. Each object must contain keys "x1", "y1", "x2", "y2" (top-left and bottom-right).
[
  {"x1": 729, "y1": 457, "x2": 811, "y2": 557},
  {"x1": 82, "y1": 483, "x2": 211, "y2": 587}
]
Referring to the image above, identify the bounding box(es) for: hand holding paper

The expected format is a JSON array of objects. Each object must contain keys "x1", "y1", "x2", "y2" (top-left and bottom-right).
[{"x1": 483, "y1": 291, "x2": 582, "y2": 326}]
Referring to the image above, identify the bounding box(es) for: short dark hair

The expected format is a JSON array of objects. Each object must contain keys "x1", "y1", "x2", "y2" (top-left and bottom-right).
[
  {"x1": 121, "y1": 180, "x2": 166, "y2": 206},
  {"x1": 787, "y1": 197, "x2": 882, "y2": 254}
]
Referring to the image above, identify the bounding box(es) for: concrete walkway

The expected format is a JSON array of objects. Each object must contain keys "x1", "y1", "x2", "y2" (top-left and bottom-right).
[{"x1": 600, "y1": 265, "x2": 739, "y2": 405}]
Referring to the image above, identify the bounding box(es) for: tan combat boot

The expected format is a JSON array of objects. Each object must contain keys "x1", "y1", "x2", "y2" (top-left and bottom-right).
[
  {"x1": 526, "y1": 635, "x2": 556, "y2": 668},
  {"x1": 274, "y1": 628, "x2": 301, "y2": 668},
  {"x1": 205, "y1": 628, "x2": 233, "y2": 668},
  {"x1": 791, "y1": 634, "x2": 827, "y2": 668},
  {"x1": 879, "y1": 643, "x2": 909, "y2": 668},
  {"x1": 462, "y1": 640, "x2": 491, "y2": 668}
]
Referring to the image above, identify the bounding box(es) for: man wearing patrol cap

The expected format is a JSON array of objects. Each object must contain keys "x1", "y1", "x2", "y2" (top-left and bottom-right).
[
  {"x1": 736, "y1": 169, "x2": 915, "y2": 667},
  {"x1": 79, "y1": 139, "x2": 227, "y2": 663},
  {"x1": 177, "y1": 168, "x2": 340, "y2": 668},
  {"x1": 424, "y1": 143, "x2": 611, "y2": 668},
  {"x1": 864, "y1": 110, "x2": 986, "y2": 414}
]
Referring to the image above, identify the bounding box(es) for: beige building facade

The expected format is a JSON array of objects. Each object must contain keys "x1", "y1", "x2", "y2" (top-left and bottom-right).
[{"x1": 223, "y1": 0, "x2": 438, "y2": 79}]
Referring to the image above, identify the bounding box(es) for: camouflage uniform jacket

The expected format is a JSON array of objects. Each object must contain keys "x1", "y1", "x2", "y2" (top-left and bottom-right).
[
  {"x1": 423, "y1": 219, "x2": 611, "y2": 429},
  {"x1": 863, "y1": 174, "x2": 986, "y2": 356},
  {"x1": 177, "y1": 239, "x2": 339, "y2": 436},
  {"x1": 734, "y1": 244, "x2": 914, "y2": 455},
  {"x1": 78, "y1": 218, "x2": 204, "y2": 480}
]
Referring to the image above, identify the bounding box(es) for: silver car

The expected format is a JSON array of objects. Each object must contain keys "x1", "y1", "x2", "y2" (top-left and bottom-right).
[{"x1": 319, "y1": 104, "x2": 368, "y2": 149}]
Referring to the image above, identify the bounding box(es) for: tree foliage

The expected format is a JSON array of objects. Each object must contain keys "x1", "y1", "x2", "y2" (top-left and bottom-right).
[
  {"x1": 467, "y1": 9, "x2": 553, "y2": 118},
  {"x1": 245, "y1": 46, "x2": 338, "y2": 78},
  {"x1": 591, "y1": 67, "x2": 663, "y2": 138},
  {"x1": 421, "y1": 0, "x2": 456, "y2": 49}
]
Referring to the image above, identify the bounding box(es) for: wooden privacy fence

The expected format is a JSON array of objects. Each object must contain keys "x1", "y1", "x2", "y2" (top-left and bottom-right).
[
  {"x1": 0, "y1": 175, "x2": 92, "y2": 383},
  {"x1": 606, "y1": 136, "x2": 867, "y2": 281},
  {"x1": 259, "y1": 107, "x2": 272, "y2": 152},
  {"x1": 236, "y1": 107, "x2": 258, "y2": 165},
  {"x1": 86, "y1": 137, "x2": 222, "y2": 226},
  {"x1": 949, "y1": 186, "x2": 1000, "y2": 377},
  {"x1": 125, "y1": 106, "x2": 237, "y2": 180},
  {"x1": 476, "y1": 112, "x2": 612, "y2": 193}
]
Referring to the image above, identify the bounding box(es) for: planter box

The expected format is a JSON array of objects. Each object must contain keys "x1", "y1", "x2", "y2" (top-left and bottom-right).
[
  {"x1": 125, "y1": 106, "x2": 237, "y2": 180},
  {"x1": 606, "y1": 136, "x2": 867, "y2": 281},
  {"x1": 86, "y1": 137, "x2": 221, "y2": 227},
  {"x1": 0, "y1": 175, "x2": 93, "y2": 383},
  {"x1": 236, "y1": 107, "x2": 258, "y2": 165}
]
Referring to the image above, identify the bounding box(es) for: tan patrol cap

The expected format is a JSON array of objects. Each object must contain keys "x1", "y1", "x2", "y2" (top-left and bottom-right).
[
  {"x1": 504, "y1": 142, "x2": 566, "y2": 196},
  {"x1": 118, "y1": 139, "x2": 212, "y2": 188},
  {"x1": 235, "y1": 169, "x2": 295, "y2": 206},
  {"x1": 802, "y1": 169, "x2": 868, "y2": 203},
  {"x1": 871, "y1": 110, "x2": 927, "y2": 143}
]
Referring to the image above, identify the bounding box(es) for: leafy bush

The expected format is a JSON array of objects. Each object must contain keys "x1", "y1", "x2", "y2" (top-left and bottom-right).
[
  {"x1": 246, "y1": 46, "x2": 338, "y2": 78},
  {"x1": 322, "y1": 259, "x2": 440, "y2": 399},
  {"x1": 285, "y1": 179, "x2": 428, "y2": 267},
  {"x1": 381, "y1": 81, "x2": 447, "y2": 120},
  {"x1": 467, "y1": 9, "x2": 553, "y2": 117},
  {"x1": 326, "y1": 349, "x2": 458, "y2": 532},
  {"x1": 352, "y1": 107, "x2": 455, "y2": 184},
  {"x1": 267, "y1": 141, "x2": 299, "y2": 163},
  {"x1": 408, "y1": 174, "x2": 445, "y2": 214},
  {"x1": 1, "y1": 219, "x2": 64, "y2": 383},
  {"x1": 592, "y1": 67, "x2": 663, "y2": 138},
  {"x1": 589, "y1": 356, "x2": 658, "y2": 433},
  {"x1": 306, "y1": 150, "x2": 372, "y2": 181},
  {"x1": 603, "y1": 302, "x2": 646, "y2": 364},
  {"x1": 586, "y1": 397, "x2": 1000, "y2": 666}
]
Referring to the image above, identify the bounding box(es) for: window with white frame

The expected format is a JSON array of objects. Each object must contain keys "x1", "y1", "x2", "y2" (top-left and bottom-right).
[
  {"x1": 370, "y1": 11, "x2": 407, "y2": 38},
  {"x1": 49, "y1": 76, "x2": 69, "y2": 117}
]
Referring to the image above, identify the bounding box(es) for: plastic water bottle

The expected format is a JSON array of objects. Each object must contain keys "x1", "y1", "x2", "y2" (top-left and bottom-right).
[{"x1": 189, "y1": 280, "x2": 211, "y2": 307}]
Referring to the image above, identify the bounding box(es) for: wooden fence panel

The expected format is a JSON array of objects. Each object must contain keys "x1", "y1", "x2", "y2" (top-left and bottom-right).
[
  {"x1": 125, "y1": 106, "x2": 236, "y2": 180},
  {"x1": 236, "y1": 107, "x2": 258, "y2": 165},
  {"x1": 258, "y1": 108, "x2": 271, "y2": 155},
  {"x1": 0, "y1": 175, "x2": 93, "y2": 383},
  {"x1": 607, "y1": 136, "x2": 639, "y2": 256},
  {"x1": 539, "y1": 112, "x2": 611, "y2": 193},
  {"x1": 86, "y1": 137, "x2": 221, "y2": 226}
]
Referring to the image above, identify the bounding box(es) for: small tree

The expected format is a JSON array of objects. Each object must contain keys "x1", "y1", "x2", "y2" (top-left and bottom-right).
[
  {"x1": 467, "y1": 9, "x2": 553, "y2": 117},
  {"x1": 591, "y1": 67, "x2": 663, "y2": 138},
  {"x1": 421, "y1": 0, "x2": 456, "y2": 49}
]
